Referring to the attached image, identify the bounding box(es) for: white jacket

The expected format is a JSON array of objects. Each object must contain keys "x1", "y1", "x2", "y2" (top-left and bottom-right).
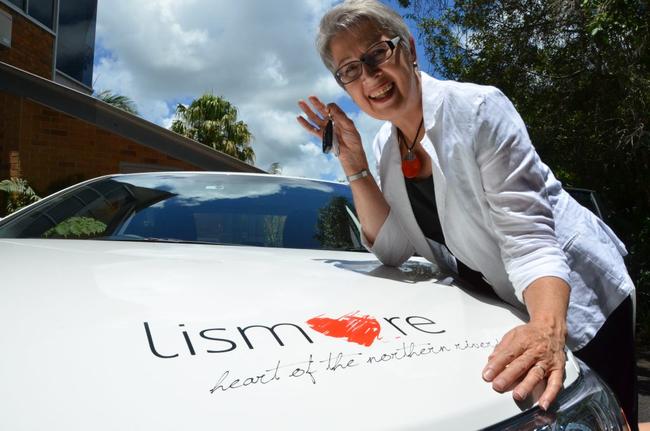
[{"x1": 364, "y1": 72, "x2": 634, "y2": 350}]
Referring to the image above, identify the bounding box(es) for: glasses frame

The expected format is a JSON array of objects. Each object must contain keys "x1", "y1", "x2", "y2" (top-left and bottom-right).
[{"x1": 334, "y1": 36, "x2": 402, "y2": 86}]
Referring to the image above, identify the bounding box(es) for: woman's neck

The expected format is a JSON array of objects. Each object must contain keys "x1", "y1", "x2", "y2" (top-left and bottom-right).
[
  {"x1": 392, "y1": 77, "x2": 425, "y2": 143},
  {"x1": 394, "y1": 107, "x2": 424, "y2": 144}
]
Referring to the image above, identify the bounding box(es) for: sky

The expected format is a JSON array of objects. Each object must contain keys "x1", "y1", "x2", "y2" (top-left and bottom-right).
[{"x1": 92, "y1": 0, "x2": 432, "y2": 181}]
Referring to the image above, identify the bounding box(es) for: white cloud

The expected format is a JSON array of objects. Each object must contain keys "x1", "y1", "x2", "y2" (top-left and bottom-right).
[{"x1": 94, "y1": 0, "x2": 384, "y2": 179}]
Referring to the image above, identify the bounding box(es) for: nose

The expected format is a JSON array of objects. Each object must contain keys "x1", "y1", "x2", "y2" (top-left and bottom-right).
[{"x1": 360, "y1": 61, "x2": 382, "y2": 81}]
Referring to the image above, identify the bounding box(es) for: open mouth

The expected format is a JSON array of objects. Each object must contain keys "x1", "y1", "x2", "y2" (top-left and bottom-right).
[{"x1": 368, "y1": 82, "x2": 395, "y2": 102}]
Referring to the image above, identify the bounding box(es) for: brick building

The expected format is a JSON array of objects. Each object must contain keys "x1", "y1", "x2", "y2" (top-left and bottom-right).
[
  {"x1": 0, "y1": 0, "x2": 261, "y2": 209},
  {"x1": 0, "y1": 2, "x2": 53, "y2": 80}
]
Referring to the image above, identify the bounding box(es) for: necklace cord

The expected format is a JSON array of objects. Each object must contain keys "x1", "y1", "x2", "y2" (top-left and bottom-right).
[
  {"x1": 398, "y1": 117, "x2": 424, "y2": 152},
  {"x1": 398, "y1": 117, "x2": 424, "y2": 179}
]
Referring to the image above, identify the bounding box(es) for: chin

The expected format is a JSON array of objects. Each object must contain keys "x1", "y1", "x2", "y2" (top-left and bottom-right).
[{"x1": 366, "y1": 102, "x2": 405, "y2": 123}]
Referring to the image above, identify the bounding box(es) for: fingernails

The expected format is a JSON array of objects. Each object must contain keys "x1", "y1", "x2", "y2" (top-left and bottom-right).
[
  {"x1": 539, "y1": 399, "x2": 548, "y2": 410},
  {"x1": 513, "y1": 390, "x2": 526, "y2": 401},
  {"x1": 492, "y1": 378, "x2": 505, "y2": 392},
  {"x1": 482, "y1": 369, "x2": 495, "y2": 381}
]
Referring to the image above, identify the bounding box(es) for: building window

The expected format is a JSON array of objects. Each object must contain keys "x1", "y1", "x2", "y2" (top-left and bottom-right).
[
  {"x1": 55, "y1": 0, "x2": 97, "y2": 87},
  {"x1": 6, "y1": 0, "x2": 25, "y2": 9},
  {"x1": 27, "y1": 0, "x2": 55, "y2": 29}
]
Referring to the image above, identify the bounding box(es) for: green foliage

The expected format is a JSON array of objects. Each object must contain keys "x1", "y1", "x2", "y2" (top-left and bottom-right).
[
  {"x1": 632, "y1": 216, "x2": 650, "y2": 342},
  {"x1": 401, "y1": 0, "x2": 649, "y2": 342},
  {"x1": 267, "y1": 162, "x2": 283, "y2": 175},
  {"x1": 43, "y1": 216, "x2": 107, "y2": 239},
  {"x1": 315, "y1": 196, "x2": 356, "y2": 250},
  {"x1": 0, "y1": 178, "x2": 40, "y2": 214},
  {"x1": 94, "y1": 90, "x2": 139, "y2": 115},
  {"x1": 170, "y1": 93, "x2": 255, "y2": 164},
  {"x1": 263, "y1": 215, "x2": 285, "y2": 247}
]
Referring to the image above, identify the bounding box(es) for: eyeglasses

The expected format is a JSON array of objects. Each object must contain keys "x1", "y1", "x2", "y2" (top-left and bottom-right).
[{"x1": 334, "y1": 36, "x2": 401, "y2": 85}]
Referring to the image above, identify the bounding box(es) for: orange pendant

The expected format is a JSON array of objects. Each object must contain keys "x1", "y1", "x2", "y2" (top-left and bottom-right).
[{"x1": 402, "y1": 151, "x2": 421, "y2": 178}]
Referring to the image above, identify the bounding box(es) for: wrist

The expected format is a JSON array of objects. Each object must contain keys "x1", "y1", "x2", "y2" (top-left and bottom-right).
[
  {"x1": 529, "y1": 314, "x2": 567, "y2": 336},
  {"x1": 346, "y1": 169, "x2": 370, "y2": 183},
  {"x1": 342, "y1": 163, "x2": 369, "y2": 176},
  {"x1": 522, "y1": 277, "x2": 570, "y2": 335}
]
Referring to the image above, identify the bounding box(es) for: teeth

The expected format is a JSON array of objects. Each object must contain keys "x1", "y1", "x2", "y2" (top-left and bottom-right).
[{"x1": 369, "y1": 83, "x2": 394, "y2": 99}]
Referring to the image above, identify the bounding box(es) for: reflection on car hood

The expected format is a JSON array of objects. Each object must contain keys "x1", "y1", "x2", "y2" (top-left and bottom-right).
[{"x1": 0, "y1": 239, "x2": 579, "y2": 430}]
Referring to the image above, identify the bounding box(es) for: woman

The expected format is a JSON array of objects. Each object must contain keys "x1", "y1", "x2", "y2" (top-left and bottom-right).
[{"x1": 297, "y1": 0, "x2": 638, "y2": 426}]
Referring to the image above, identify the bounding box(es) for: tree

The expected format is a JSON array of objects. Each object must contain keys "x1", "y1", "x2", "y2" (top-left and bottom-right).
[
  {"x1": 94, "y1": 90, "x2": 139, "y2": 115},
  {"x1": 44, "y1": 216, "x2": 107, "y2": 239},
  {"x1": 170, "y1": 93, "x2": 255, "y2": 164},
  {"x1": 315, "y1": 196, "x2": 357, "y2": 250},
  {"x1": 268, "y1": 162, "x2": 283, "y2": 174},
  {"x1": 400, "y1": 0, "x2": 650, "y2": 339},
  {"x1": 0, "y1": 178, "x2": 40, "y2": 214}
]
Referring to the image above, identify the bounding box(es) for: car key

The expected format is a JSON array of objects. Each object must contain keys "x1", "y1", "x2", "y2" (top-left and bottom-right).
[
  {"x1": 322, "y1": 118, "x2": 339, "y2": 156},
  {"x1": 322, "y1": 118, "x2": 333, "y2": 154}
]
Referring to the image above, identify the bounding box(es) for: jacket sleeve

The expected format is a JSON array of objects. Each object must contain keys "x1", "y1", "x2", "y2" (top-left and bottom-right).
[
  {"x1": 359, "y1": 129, "x2": 415, "y2": 267},
  {"x1": 473, "y1": 87, "x2": 571, "y2": 303},
  {"x1": 361, "y1": 209, "x2": 415, "y2": 267}
]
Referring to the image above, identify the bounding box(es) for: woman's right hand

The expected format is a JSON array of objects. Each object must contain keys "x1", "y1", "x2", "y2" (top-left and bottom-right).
[
  {"x1": 297, "y1": 96, "x2": 369, "y2": 175},
  {"x1": 298, "y1": 96, "x2": 391, "y2": 247}
]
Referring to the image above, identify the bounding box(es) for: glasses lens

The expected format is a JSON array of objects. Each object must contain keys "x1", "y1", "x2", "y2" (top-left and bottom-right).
[
  {"x1": 337, "y1": 62, "x2": 363, "y2": 84},
  {"x1": 335, "y1": 39, "x2": 397, "y2": 85},
  {"x1": 365, "y1": 43, "x2": 392, "y2": 67}
]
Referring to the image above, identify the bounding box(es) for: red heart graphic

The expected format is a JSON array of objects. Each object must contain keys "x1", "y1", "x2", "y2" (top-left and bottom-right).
[{"x1": 306, "y1": 312, "x2": 381, "y2": 346}]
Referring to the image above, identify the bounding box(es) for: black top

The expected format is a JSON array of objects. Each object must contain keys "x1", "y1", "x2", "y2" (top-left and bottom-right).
[
  {"x1": 404, "y1": 175, "x2": 446, "y2": 245},
  {"x1": 404, "y1": 175, "x2": 490, "y2": 288}
]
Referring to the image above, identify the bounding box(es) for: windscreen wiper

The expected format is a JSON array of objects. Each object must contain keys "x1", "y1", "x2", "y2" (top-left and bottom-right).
[{"x1": 100, "y1": 235, "x2": 219, "y2": 245}]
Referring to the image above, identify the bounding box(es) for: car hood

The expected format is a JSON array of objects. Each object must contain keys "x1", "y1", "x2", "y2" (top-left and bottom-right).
[{"x1": 0, "y1": 239, "x2": 579, "y2": 430}]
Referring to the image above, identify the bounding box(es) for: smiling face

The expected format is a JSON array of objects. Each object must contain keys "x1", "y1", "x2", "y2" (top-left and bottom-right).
[{"x1": 329, "y1": 21, "x2": 422, "y2": 125}]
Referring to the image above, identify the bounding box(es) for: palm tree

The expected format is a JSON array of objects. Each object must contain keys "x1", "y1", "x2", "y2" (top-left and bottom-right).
[
  {"x1": 170, "y1": 93, "x2": 255, "y2": 164},
  {"x1": 0, "y1": 178, "x2": 40, "y2": 214},
  {"x1": 268, "y1": 162, "x2": 282, "y2": 174},
  {"x1": 94, "y1": 90, "x2": 139, "y2": 115}
]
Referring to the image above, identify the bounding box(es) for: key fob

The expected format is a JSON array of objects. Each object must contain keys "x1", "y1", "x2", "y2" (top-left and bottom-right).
[
  {"x1": 322, "y1": 119, "x2": 339, "y2": 156},
  {"x1": 322, "y1": 119, "x2": 333, "y2": 154}
]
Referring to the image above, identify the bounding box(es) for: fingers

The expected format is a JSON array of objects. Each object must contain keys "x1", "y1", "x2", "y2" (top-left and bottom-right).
[
  {"x1": 482, "y1": 337, "x2": 525, "y2": 382},
  {"x1": 511, "y1": 362, "x2": 547, "y2": 401},
  {"x1": 490, "y1": 354, "x2": 537, "y2": 393},
  {"x1": 494, "y1": 356, "x2": 564, "y2": 409},
  {"x1": 327, "y1": 103, "x2": 355, "y2": 129},
  {"x1": 296, "y1": 97, "x2": 358, "y2": 145},
  {"x1": 296, "y1": 96, "x2": 366, "y2": 170},
  {"x1": 306, "y1": 96, "x2": 328, "y2": 117},
  {"x1": 485, "y1": 323, "x2": 567, "y2": 411},
  {"x1": 510, "y1": 363, "x2": 564, "y2": 410},
  {"x1": 538, "y1": 368, "x2": 564, "y2": 410},
  {"x1": 296, "y1": 115, "x2": 322, "y2": 139},
  {"x1": 297, "y1": 99, "x2": 326, "y2": 137},
  {"x1": 297, "y1": 95, "x2": 353, "y2": 125}
]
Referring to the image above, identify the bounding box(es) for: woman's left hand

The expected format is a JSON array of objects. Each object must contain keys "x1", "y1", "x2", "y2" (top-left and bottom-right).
[{"x1": 482, "y1": 319, "x2": 567, "y2": 411}]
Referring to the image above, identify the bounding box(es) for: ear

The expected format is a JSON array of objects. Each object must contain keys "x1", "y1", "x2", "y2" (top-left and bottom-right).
[{"x1": 409, "y1": 35, "x2": 417, "y2": 63}]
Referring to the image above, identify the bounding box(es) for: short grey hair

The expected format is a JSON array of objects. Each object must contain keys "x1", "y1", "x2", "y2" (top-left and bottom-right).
[{"x1": 316, "y1": 0, "x2": 412, "y2": 74}]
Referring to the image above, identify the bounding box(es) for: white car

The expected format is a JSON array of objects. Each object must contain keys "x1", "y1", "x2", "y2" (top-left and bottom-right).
[{"x1": 0, "y1": 172, "x2": 628, "y2": 430}]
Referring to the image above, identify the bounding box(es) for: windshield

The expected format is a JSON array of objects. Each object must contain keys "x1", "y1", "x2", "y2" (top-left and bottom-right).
[{"x1": 0, "y1": 173, "x2": 366, "y2": 252}]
